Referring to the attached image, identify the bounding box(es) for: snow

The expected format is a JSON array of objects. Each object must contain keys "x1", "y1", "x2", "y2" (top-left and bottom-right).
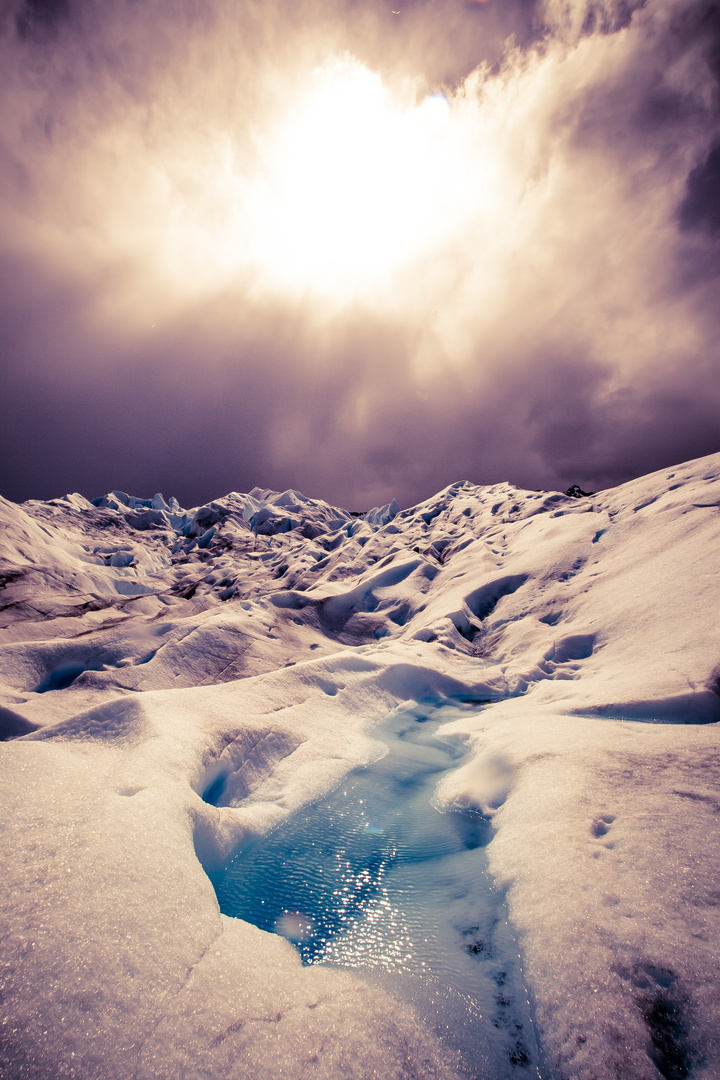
[{"x1": 1, "y1": 452, "x2": 719, "y2": 1078}]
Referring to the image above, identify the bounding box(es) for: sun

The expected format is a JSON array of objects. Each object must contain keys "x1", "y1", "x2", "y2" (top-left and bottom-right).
[
  {"x1": 239, "y1": 59, "x2": 461, "y2": 300},
  {"x1": 107, "y1": 55, "x2": 503, "y2": 311},
  {"x1": 144, "y1": 56, "x2": 488, "y2": 306}
]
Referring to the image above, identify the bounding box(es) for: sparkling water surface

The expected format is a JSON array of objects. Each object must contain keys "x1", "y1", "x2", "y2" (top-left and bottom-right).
[{"x1": 211, "y1": 700, "x2": 542, "y2": 1078}]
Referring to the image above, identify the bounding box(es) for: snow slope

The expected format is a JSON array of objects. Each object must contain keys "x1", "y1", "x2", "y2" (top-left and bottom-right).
[{"x1": 1, "y1": 453, "x2": 719, "y2": 1079}]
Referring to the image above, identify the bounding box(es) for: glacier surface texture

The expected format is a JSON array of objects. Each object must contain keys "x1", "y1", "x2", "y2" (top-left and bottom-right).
[{"x1": 1, "y1": 455, "x2": 719, "y2": 1079}]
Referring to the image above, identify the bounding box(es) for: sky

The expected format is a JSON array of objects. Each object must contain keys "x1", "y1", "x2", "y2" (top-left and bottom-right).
[{"x1": 1, "y1": 0, "x2": 719, "y2": 511}]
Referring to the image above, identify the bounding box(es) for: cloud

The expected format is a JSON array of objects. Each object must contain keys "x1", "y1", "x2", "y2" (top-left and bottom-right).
[{"x1": 0, "y1": 0, "x2": 719, "y2": 509}]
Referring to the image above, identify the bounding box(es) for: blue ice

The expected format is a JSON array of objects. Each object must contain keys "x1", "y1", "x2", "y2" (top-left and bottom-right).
[{"x1": 211, "y1": 701, "x2": 541, "y2": 1078}]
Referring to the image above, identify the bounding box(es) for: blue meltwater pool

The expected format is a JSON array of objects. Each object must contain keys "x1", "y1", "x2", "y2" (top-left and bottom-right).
[{"x1": 210, "y1": 700, "x2": 542, "y2": 1078}]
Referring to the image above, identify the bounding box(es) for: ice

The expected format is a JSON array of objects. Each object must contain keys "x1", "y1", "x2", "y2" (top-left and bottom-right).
[
  {"x1": 210, "y1": 701, "x2": 539, "y2": 1077},
  {"x1": 364, "y1": 499, "x2": 401, "y2": 526},
  {"x1": 1, "y1": 452, "x2": 720, "y2": 1078}
]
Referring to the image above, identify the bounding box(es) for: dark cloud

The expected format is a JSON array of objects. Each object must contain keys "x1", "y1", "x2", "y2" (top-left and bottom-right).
[
  {"x1": 679, "y1": 142, "x2": 720, "y2": 235},
  {"x1": 1, "y1": 0, "x2": 719, "y2": 510},
  {"x1": 14, "y1": 0, "x2": 72, "y2": 42}
]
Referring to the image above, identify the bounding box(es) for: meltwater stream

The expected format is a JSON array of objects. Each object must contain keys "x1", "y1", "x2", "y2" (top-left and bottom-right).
[{"x1": 211, "y1": 700, "x2": 541, "y2": 1078}]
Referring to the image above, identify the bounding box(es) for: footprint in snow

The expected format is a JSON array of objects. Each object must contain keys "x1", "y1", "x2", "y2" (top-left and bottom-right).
[{"x1": 591, "y1": 814, "x2": 616, "y2": 848}]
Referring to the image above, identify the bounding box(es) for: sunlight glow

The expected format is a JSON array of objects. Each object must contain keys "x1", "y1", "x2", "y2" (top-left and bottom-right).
[
  {"x1": 149, "y1": 57, "x2": 498, "y2": 304},
  {"x1": 243, "y1": 61, "x2": 461, "y2": 297}
]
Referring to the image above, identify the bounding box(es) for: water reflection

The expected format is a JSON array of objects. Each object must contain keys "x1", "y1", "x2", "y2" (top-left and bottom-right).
[{"x1": 211, "y1": 700, "x2": 540, "y2": 1078}]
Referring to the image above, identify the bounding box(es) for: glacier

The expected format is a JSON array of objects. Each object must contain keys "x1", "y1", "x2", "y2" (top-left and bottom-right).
[{"x1": 1, "y1": 454, "x2": 719, "y2": 1079}]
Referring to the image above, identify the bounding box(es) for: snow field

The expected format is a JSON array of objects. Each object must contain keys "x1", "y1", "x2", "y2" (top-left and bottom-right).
[{"x1": 1, "y1": 452, "x2": 719, "y2": 1078}]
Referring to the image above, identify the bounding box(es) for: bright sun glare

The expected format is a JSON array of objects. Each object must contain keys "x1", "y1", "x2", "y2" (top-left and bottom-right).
[
  {"x1": 245, "y1": 61, "x2": 459, "y2": 297},
  {"x1": 154, "y1": 57, "x2": 494, "y2": 305}
]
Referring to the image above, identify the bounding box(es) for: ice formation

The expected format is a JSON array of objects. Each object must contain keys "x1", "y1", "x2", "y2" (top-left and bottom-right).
[{"x1": 1, "y1": 454, "x2": 719, "y2": 1079}]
